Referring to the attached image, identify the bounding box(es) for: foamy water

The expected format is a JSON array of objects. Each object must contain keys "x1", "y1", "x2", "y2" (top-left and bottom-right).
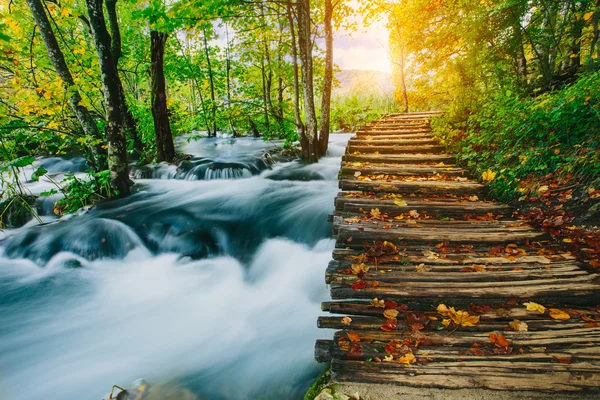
[{"x1": 0, "y1": 135, "x2": 350, "y2": 400}]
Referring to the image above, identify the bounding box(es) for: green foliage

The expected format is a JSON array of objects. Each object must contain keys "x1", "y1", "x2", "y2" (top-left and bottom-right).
[
  {"x1": 433, "y1": 71, "x2": 600, "y2": 202},
  {"x1": 49, "y1": 170, "x2": 114, "y2": 215},
  {"x1": 330, "y1": 93, "x2": 395, "y2": 132}
]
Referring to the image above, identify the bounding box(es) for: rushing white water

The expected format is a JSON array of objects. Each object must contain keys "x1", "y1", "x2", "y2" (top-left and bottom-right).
[{"x1": 0, "y1": 135, "x2": 350, "y2": 400}]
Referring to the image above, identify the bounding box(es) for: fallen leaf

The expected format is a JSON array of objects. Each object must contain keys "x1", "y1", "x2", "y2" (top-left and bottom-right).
[
  {"x1": 449, "y1": 308, "x2": 480, "y2": 327},
  {"x1": 489, "y1": 332, "x2": 510, "y2": 348},
  {"x1": 482, "y1": 169, "x2": 496, "y2": 181},
  {"x1": 384, "y1": 354, "x2": 394, "y2": 362},
  {"x1": 415, "y1": 263, "x2": 431, "y2": 272},
  {"x1": 348, "y1": 345, "x2": 363, "y2": 358},
  {"x1": 538, "y1": 185, "x2": 549, "y2": 193},
  {"x1": 351, "y1": 263, "x2": 369, "y2": 275},
  {"x1": 341, "y1": 317, "x2": 352, "y2": 326},
  {"x1": 468, "y1": 195, "x2": 479, "y2": 202},
  {"x1": 347, "y1": 332, "x2": 361, "y2": 342},
  {"x1": 549, "y1": 308, "x2": 570, "y2": 320},
  {"x1": 351, "y1": 280, "x2": 368, "y2": 291},
  {"x1": 394, "y1": 198, "x2": 408, "y2": 207},
  {"x1": 383, "y1": 309, "x2": 399, "y2": 319},
  {"x1": 370, "y1": 298, "x2": 385, "y2": 308},
  {"x1": 408, "y1": 209, "x2": 420, "y2": 218},
  {"x1": 509, "y1": 320, "x2": 528, "y2": 332},
  {"x1": 370, "y1": 208, "x2": 381, "y2": 218},
  {"x1": 524, "y1": 301, "x2": 546, "y2": 314},
  {"x1": 437, "y1": 304, "x2": 450, "y2": 316},
  {"x1": 442, "y1": 319, "x2": 451, "y2": 327},
  {"x1": 354, "y1": 171, "x2": 361, "y2": 177},
  {"x1": 397, "y1": 352, "x2": 416, "y2": 364}
]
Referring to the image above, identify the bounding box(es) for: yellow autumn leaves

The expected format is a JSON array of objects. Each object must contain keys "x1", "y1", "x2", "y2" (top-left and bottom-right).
[
  {"x1": 482, "y1": 169, "x2": 496, "y2": 181},
  {"x1": 524, "y1": 301, "x2": 570, "y2": 320},
  {"x1": 437, "y1": 304, "x2": 480, "y2": 328}
]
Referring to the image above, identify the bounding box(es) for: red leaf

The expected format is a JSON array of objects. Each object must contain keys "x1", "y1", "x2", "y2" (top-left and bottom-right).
[
  {"x1": 384, "y1": 300, "x2": 398, "y2": 309},
  {"x1": 347, "y1": 345, "x2": 363, "y2": 359},
  {"x1": 351, "y1": 280, "x2": 368, "y2": 291}
]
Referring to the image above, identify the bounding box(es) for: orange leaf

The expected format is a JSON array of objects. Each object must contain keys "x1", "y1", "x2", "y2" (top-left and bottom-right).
[
  {"x1": 347, "y1": 332, "x2": 361, "y2": 342},
  {"x1": 549, "y1": 308, "x2": 570, "y2": 320}
]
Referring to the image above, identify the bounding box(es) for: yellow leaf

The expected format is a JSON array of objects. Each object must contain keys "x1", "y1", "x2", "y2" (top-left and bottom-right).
[
  {"x1": 538, "y1": 185, "x2": 549, "y2": 193},
  {"x1": 341, "y1": 317, "x2": 352, "y2": 326},
  {"x1": 351, "y1": 263, "x2": 369, "y2": 275},
  {"x1": 563, "y1": 238, "x2": 573, "y2": 243},
  {"x1": 482, "y1": 169, "x2": 496, "y2": 181},
  {"x1": 61, "y1": 7, "x2": 72, "y2": 17},
  {"x1": 354, "y1": 171, "x2": 361, "y2": 177},
  {"x1": 509, "y1": 320, "x2": 528, "y2": 332},
  {"x1": 370, "y1": 208, "x2": 381, "y2": 218},
  {"x1": 584, "y1": 11, "x2": 594, "y2": 21},
  {"x1": 384, "y1": 354, "x2": 394, "y2": 362},
  {"x1": 442, "y1": 319, "x2": 451, "y2": 327},
  {"x1": 397, "y1": 352, "x2": 416, "y2": 364},
  {"x1": 468, "y1": 195, "x2": 479, "y2": 202},
  {"x1": 437, "y1": 303, "x2": 449, "y2": 316},
  {"x1": 549, "y1": 308, "x2": 570, "y2": 320},
  {"x1": 524, "y1": 301, "x2": 546, "y2": 314},
  {"x1": 383, "y1": 309, "x2": 399, "y2": 319},
  {"x1": 394, "y1": 198, "x2": 407, "y2": 207},
  {"x1": 449, "y1": 307, "x2": 480, "y2": 327}
]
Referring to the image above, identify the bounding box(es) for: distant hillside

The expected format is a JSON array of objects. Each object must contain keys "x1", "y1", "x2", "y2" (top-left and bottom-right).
[{"x1": 333, "y1": 69, "x2": 394, "y2": 97}]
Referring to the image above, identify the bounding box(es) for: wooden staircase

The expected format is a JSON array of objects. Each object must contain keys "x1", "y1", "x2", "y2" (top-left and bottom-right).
[{"x1": 315, "y1": 112, "x2": 600, "y2": 392}]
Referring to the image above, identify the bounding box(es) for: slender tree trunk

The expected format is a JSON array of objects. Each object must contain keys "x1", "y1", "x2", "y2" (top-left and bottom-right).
[
  {"x1": 202, "y1": 29, "x2": 217, "y2": 136},
  {"x1": 297, "y1": 0, "x2": 319, "y2": 162},
  {"x1": 287, "y1": 6, "x2": 305, "y2": 142},
  {"x1": 592, "y1": 0, "x2": 600, "y2": 69},
  {"x1": 399, "y1": 47, "x2": 409, "y2": 113},
  {"x1": 105, "y1": 0, "x2": 143, "y2": 155},
  {"x1": 25, "y1": 0, "x2": 106, "y2": 171},
  {"x1": 318, "y1": 0, "x2": 333, "y2": 156},
  {"x1": 150, "y1": 31, "x2": 176, "y2": 163},
  {"x1": 225, "y1": 23, "x2": 237, "y2": 136},
  {"x1": 85, "y1": 0, "x2": 130, "y2": 196},
  {"x1": 193, "y1": 77, "x2": 212, "y2": 135}
]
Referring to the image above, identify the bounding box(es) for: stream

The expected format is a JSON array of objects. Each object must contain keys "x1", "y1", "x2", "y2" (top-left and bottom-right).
[{"x1": 0, "y1": 134, "x2": 351, "y2": 400}]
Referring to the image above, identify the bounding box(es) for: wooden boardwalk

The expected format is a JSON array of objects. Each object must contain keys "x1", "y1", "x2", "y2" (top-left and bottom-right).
[{"x1": 315, "y1": 113, "x2": 600, "y2": 392}]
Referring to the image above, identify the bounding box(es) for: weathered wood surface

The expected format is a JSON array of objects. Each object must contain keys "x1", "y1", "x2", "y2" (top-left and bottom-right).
[{"x1": 315, "y1": 114, "x2": 600, "y2": 393}]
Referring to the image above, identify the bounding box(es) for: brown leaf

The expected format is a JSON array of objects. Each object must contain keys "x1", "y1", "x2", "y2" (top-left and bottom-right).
[{"x1": 509, "y1": 320, "x2": 528, "y2": 332}]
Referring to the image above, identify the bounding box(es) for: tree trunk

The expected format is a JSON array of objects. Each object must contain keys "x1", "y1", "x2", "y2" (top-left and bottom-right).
[
  {"x1": 85, "y1": 0, "x2": 130, "y2": 196},
  {"x1": 105, "y1": 0, "x2": 143, "y2": 155},
  {"x1": 318, "y1": 0, "x2": 333, "y2": 156},
  {"x1": 25, "y1": 0, "x2": 106, "y2": 171},
  {"x1": 287, "y1": 6, "x2": 305, "y2": 140},
  {"x1": 399, "y1": 47, "x2": 409, "y2": 113},
  {"x1": 202, "y1": 29, "x2": 217, "y2": 136},
  {"x1": 592, "y1": 0, "x2": 600, "y2": 70},
  {"x1": 150, "y1": 31, "x2": 176, "y2": 163},
  {"x1": 296, "y1": 0, "x2": 319, "y2": 162}
]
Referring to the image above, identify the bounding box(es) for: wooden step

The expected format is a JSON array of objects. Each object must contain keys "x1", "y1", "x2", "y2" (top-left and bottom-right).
[
  {"x1": 339, "y1": 179, "x2": 483, "y2": 195},
  {"x1": 340, "y1": 163, "x2": 466, "y2": 177},
  {"x1": 349, "y1": 139, "x2": 437, "y2": 146},
  {"x1": 347, "y1": 145, "x2": 445, "y2": 154},
  {"x1": 343, "y1": 154, "x2": 454, "y2": 165},
  {"x1": 334, "y1": 194, "x2": 511, "y2": 216}
]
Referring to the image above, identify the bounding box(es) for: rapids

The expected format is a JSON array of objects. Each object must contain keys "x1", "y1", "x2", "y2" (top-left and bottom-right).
[{"x1": 0, "y1": 134, "x2": 351, "y2": 400}]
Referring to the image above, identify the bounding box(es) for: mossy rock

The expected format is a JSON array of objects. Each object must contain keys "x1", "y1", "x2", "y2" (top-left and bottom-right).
[{"x1": 0, "y1": 195, "x2": 37, "y2": 228}]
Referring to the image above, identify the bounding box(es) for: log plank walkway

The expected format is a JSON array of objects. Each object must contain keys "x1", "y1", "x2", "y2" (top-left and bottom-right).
[{"x1": 315, "y1": 113, "x2": 600, "y2": 392}]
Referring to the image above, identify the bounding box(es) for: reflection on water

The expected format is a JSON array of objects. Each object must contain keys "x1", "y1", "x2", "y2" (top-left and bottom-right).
[{"x1": 0, "y1": 134, "x2": 350, "y2": 400}]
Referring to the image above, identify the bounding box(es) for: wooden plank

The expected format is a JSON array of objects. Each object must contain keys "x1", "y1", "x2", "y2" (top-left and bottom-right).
[
  {"x1": 339, "y1": 180, "x2": 482, "y2": 195},
  {"x1": 348, "y1": 145, "x2": 445, "y2": 154}
]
